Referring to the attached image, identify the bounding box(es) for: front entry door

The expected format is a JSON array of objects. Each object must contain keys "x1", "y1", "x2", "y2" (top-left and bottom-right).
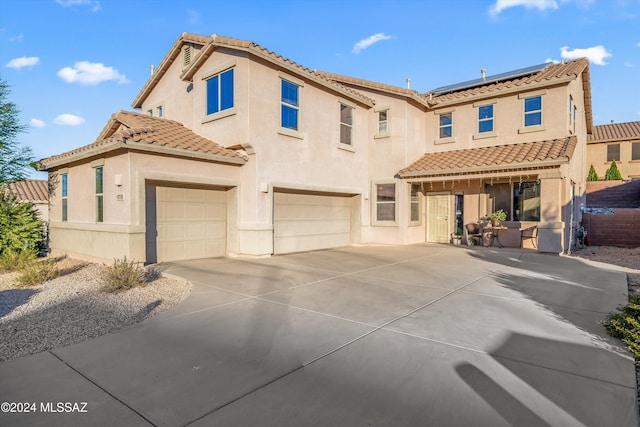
[{"x1": 427, "y1": 193, "x2": 450, "y2": 243}]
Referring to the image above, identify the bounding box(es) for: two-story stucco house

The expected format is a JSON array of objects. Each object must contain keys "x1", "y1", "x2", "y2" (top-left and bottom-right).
[{"x1": 39, "y1": 33, "x2": 593, "y2": 263}]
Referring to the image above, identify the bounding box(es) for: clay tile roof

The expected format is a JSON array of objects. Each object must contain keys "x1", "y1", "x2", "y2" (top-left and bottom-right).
[
  {"x1": 398, "y1": 136, "x2": 577, "y2": 178},
  {"x1": 2, "y1": 180, "x2": 48, "y2": 202},
  {"x1": 588, "y1": 121, "x2": 640, "y2": 143},
  {"x1": 426, "y1": 59, "x2": 589, "y2": 104},
  {"x1": 39, "y1": 111, "x2": 247, "y2": 169}
]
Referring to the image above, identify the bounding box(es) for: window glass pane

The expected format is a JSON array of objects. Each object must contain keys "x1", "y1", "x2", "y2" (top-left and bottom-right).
[
  {"x1": 513, "y1": 182, "x2": 540, "y2": 221},
  {"x1": 95, "y1": 167, "x2": 103, "y2": 194},
  {"x1": 340, "y1": 124, "x2": 352, "y2": 145},
  {"x1": 340, "y1": 104, "x2": 352, "y2": 125},
  {"x1": 485, "y1": 183, "x2": 511, "y2": 220},
  {"x1": 206, "y1": 75, "x2": 219, "y2": 115},
  {"x1": 377, "y1": 184, "x2": 395, "y2": 201},
  {"x1": 281, "y1": 105, "x2": 298, "y2": 130},
  {"x1": 96, "y1": 195, "x2": 103, "y2": 223},
  {"x1": 632, "y1": 143, "x2": 640, "y2": 160},
  {"x1": 439, "y1": 126, "x2": 452, "y2": 138},
  {"x1": 479, "y1": 105, "x2": 493, "y2": 119},
  {"x1": 62, "y1": 199, "x2": 68, "y2": 222},
  {"x1": 379, "y1": 110, "x2": 387, "y2": 122},
  {"x1": 607, "y1": 144, "x2": 620, "y2": 162},
  {"x1": 62, "y1": 174, "x2": 68, "y2": 197},
  {"x1": 220, "y1": 69, "x2": 234, "y2": 110},
  {"x1": 479, "y1": 120, "x2": 493, "y2": 133},
  {"x1": 524, "y1": 112, "x2": 542, "y2": 126},
  {"x1": 376, "y1": 183, "x2": 395, "y2": 222},
  {"x1": 524, "y1": 96, "x2": 541, "y2": 112},
  {"x1": 440, "y1": 113, "x2": 452, "y2": 126},
  {"x1": 410, "y1": 184, "x2": 420, "y2": 222},
  {"x1": 378, "y1": 121, "x2": 388, "y2": 134},
  {"x1": 281, "y1": 80, "x2": 298, "y2": 106},
  {"x1": 377, "y1": 204, "x2": 395, "y2": 221},
  {"x1": 157, "y1": 106, "x2": 163, "y2": 117}
]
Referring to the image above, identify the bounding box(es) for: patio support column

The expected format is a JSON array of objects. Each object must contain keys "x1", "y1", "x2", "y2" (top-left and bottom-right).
[{"x1": 538, "y1": 172, "x2": 564, "y2": 253}]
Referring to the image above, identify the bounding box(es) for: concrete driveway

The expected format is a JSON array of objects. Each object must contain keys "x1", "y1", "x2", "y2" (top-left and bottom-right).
[{"x1": 0, "y1": 245, "x2": 636, "y2": 426}]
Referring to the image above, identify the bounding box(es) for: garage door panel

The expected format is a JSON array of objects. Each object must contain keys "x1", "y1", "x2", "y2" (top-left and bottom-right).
[
  {"x1": 149, "y1": 185, "x2": 227, "y2": 262},
  {"x1": 274, "y1": 192, "x2": 352, "y2": 254}
]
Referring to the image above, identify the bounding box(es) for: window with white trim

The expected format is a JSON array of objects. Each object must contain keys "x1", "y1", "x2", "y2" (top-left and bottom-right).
[
  {"x1": 524, "y1": 95, "x2": 542, "y2": 127},
  {"x1": 376, "y1": 183, "x2": 396, "y2": 222},
  {"x1": 206, "y1": 68, "x2": 234, "y2": 115},
  {"x1": 340, "y1": 103, "x2": 353, "y2": 145},
  {"x1": 410, "y1": 183, "x2": 421, "y2": 224},
  {"x1": 478, "y1": 105, "x2": 493, "y2": 133},
  {"x1": 95, "y1": 167, "x2": 103, "y2": 223},
  {"x1": 61, "y1": 173, "x2": 68, "y2": 222},
  {"x1": 377, "y1": 109, "x2": 388, "y2": 136},
  {"x1": 439, "y1": 112, "x2": 452, "y2": 138}
]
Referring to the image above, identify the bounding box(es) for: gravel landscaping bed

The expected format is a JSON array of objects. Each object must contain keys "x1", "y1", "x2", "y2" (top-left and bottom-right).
[{"x1": 0, "y1": 258, "x2": 191, "y2": 362}]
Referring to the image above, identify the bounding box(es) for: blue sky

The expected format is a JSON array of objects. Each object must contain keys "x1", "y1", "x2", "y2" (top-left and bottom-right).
[{"x1": 1, "y1": 0, "x2": 639, "y2": 179}]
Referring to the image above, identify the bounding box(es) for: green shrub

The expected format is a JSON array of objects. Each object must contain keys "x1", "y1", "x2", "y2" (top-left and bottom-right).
[
  {"x1": 0, "y1": 250, "x2": 36, "y2": 272},
  {"x1": 605, "y1": 294, "x2": 640, "y2": 359},
  {"x1": 16, "y1": 258, "x2": 59, "y2": 287},
  {"x1": 587, "y1": 164, "x2": 599, "y2": 181},
  {"x1": 604, "y1": 160, "x2": 623, "y2": 181},
  {"x1": 102, "y1": 257, "x2": 146, "y2": 293},
  {"x1": 0, "y1": 192, "x2": 45, "y2": 256}
]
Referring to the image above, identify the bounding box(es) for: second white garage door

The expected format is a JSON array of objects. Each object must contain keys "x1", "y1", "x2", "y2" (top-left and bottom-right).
[
  {"x1": 273, "y1": 191, "x2": 352, "y2": 254},
  {"x1": 148, "y1": 185, "x2": 227, "y2": 262}
]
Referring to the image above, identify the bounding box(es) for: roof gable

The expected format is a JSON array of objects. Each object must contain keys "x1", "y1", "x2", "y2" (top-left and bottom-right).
[{"x1": 39, "y1": 111, "x2": 247, "y2": 170}]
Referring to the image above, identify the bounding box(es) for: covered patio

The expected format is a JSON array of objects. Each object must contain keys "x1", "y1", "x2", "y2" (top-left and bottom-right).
[{"x1": 398, "y1": 136, "x2": 583, "y2": 253}]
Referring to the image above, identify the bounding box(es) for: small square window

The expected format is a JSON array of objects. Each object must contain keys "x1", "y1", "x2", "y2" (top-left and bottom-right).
[
  {"x1": 607, "y1": 144, "x2": 620, "y2": 162},
  {"x1": 439, "y1": 113, "x2": 452, "y2": 138},
  {"x1": 340, "y1": 103, "x2": 353, "y2": 145},
  {"x1": 524, "y1": 95, "x2": 542, "y2": 127}
]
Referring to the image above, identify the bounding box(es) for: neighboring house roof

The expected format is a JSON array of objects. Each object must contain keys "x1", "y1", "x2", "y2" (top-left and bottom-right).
[
  {"x1": 425, "y1": 59, "x2": 593, "y2": 134},
  {"x1": 2, "y1": 180, "x2": 48, "y2": 203},
  {"x1": 132, "y1": 33, "x2": 375, "y2": 110},
  {"x1": 398, "y1": 136, "x2": 577, "y2": 179},
  {"x1": 315, "y1": 71, "x2": 430, "y2": 108},
  {"x1": 588, "y1": 121, "x2": 640, "y2": 143},
  {"x1": 39, "y1": 110, "x2": 247, "y2": 170}
]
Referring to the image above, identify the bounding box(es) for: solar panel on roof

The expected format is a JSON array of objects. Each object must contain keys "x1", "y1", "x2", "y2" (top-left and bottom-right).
[{"x1": 428, "y1": 62, "x2": 551, "y2": 95}]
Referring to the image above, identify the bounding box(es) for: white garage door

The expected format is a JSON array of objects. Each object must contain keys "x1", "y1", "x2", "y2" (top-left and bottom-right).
[
  {"x1": 273, "y1": 192, "x2": 352, "y2": 254},
  {"x1": 146, "y1": 185, "x2": 226, "y2": 262}
]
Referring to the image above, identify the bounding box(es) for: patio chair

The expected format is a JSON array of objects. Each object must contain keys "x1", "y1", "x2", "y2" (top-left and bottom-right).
[
  {"x1": 520, "y1": 226, "x2": 538, "y2": 248},
  {"x1": 465, "y1": 223, "x2": 483, "y2": 247}
]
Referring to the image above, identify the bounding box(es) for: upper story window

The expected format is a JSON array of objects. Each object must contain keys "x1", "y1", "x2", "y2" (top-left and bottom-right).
[
  {"x1": 378, "y1": 110, "x2": 388, "y2": 135},
  {"x1": 340, "y1": 103, "x2": 354, "y2": 145},
  {"x1": 607, "y1": 144, "x2": 620, "y2": 162},
  {"x1": 206, "y1": 68, "x2": 234, "y2": 116},
  {"x1": 95, "y1": 167, "x2": 104, "y2": 223},
  {"x1": 524, "y1": 95, "x2": 542, "y2": 127},
  {"x1": 157, "y1": 106, "x2": 163, "y2": 118},
  {"x1": 478, "y1": 105, "x2": 494, "y2": 133},
  {"x1": 573, "y1": 105, "x2": 577, "y2": 133},
  {"x1": 281, "y1": 79, "x2": 299, "y2": 131},
  {"x1": 439, "y1": 112, "x2": 452, "y2": 138},
  {"x1": 147, "y1": 109, "x2": 153, "y2": 116},
  {"x1": 61, "y1": 173, "x2": 68, "y2": 222},
  {"x1": 632, "y1": 142, "x2": 640, "y2": 161}
]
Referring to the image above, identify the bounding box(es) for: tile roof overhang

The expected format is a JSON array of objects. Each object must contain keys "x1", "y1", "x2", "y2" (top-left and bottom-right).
[
  {"x1": 398, "y1": 136, "x2": 577, "y2": 181},
  {"x1": 424, "y1": 59, "x2": 594, "y2": 134},
  {"x1": 588, "y1": 121, "x2": 640, "y2": 143},
  {"x1": 39, "y1": 111, "x2": 247, "y2": 170},
  {"x1": 133, "y1": 33, "x2": 375, "y2": 110},
  {"x1": 1, "y1": 180, "x2": 49, "y2": 202}
]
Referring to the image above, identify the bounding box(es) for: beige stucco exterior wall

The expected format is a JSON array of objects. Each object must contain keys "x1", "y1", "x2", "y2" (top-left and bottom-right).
[{"x1": 587, "y1": 139, "x2": 640, "y2": 180}]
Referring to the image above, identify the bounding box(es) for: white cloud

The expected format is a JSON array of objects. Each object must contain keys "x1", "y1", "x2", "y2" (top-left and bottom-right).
[
  {"x1": 624, "y1": 62, "x2": 633, "y2": 68},
  {"x1": 352, "y1": 33, "x2": 393, "y2": 54},
  {"x1": 54, "y1": 114, "x2": 85, "y2": 126},
  {"x1": 545, "y1": 57, "x2": 560, "y2": 64},
  {"x1": 489, "y1": 0, "x2": 558, "y2": 15},
  {"x1": 9, "y1": 33, "x2": 24, "y2": 42},
  {"x1": 560, "y1": 45, "x2": 612, "y2": 65},
  {"x1": 6, "y1": 56, "x2": 40, "y2": 70},
  {"x1": 56, "y1": 0, "x2": 100, "y2": 12},
  {"x1": 57, "y1": 61, "x2": 128, "y2": 85},
  {"x1": 29, "y1": 118, "x2": 46, "y2": 128}
]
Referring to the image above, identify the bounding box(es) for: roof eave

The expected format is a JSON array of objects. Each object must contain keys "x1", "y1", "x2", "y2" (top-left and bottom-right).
[{"x1": 398, "y1": 157, "x2": 570, "y2": 179}]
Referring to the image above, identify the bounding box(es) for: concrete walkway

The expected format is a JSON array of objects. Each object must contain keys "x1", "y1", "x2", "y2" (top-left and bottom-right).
[{"x1": 0, "y1": 245, "x2": 637, "y2": 426}]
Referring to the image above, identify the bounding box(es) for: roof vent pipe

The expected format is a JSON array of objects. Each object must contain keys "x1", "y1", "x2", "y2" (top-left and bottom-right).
[
  {"x1": 406, "y1": 78, "x2": 411, "y2": 89},
  {"x1": 150, "y1": 65, "x2": 155, "y2": 75},
  {"x1": 481, "y1": 68, "x2": 486, "y2": 81}
]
